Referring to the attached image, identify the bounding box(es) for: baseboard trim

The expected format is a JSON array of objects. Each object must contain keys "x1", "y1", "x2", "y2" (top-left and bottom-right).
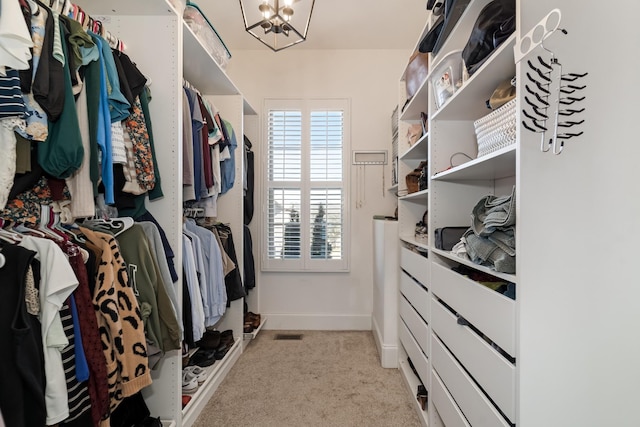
[
  {"x1": 263, "y1": 314, "x2": 372, "y2": 331},
  {"x1": 372, "y1": 316, "x2": 399, "y2": 368}
]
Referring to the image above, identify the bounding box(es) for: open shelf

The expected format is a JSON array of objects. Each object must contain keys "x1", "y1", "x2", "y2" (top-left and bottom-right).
[
  {"x1": 387, "y1": 183, "x2": 399, "y2": 193},
  {"x1": 400, "y1": 189, "x2": 429, "y2": 202},
  {"x1": 432, "y1": 248, "x2": 516, "y2": 282},
  {"x1": 183, "y1": 22, "x2": 240, "y2": 96},
  {"x1": 401, "y1": 133, "x2": 429, "y2": 161},
  {"x1": 432, "y1": 145, "x2": 515, "y2": 181},
  {"x1": 432, "y1": 34, "x2": 516, "y2": 121},
  {"x1": 181, "y1": 339, "x2": 243, "y2": 425},
  {"x1": 400, "y1": 80, "x2": 429, "y2": 122},
  {"x1": 399, "y1": 355, "x2": 430, "y2": 427},
  {"x1": 243, "y1": 316, "x2": 267, "y2": 341},
  {"x1": 400, "y1": 235, "x2": 430, "y2": 251}
]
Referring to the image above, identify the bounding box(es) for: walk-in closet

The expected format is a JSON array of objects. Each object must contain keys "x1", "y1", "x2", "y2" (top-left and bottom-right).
[{"x1": 1, "y1": 0, "x2": 638, "y2": 426}]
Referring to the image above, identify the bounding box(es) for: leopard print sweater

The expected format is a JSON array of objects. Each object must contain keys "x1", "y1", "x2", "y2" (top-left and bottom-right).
[{"x1": 79, "y1": 227, "x2": 152, "y2": 419}]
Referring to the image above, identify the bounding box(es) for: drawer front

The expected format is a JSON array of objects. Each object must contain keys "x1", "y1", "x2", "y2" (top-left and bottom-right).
[
  {"x1": 432, "y1": 336, "x2": 511, "y2": 427},
  {"x1": 432, "y1": 371, "x2": 470, "y2": 427},
  {"x1": 431, "y1": 298, "x2": 516, "y2": 422},
  {"x1": 399, "y1": 320, "x2": 430, "y2": 387},
  {"x1": 431, "y1": 262, "x2": 516, "y2": 356},
  {"x1": 400, "y1": 271, "x2": 429, "y2": 322},
  {"x1": 399, "y1": 295, "x2": 429, "y2": 356},
  {"x1": 401, "y1": 247, "x2": 430, "y2": 287}
]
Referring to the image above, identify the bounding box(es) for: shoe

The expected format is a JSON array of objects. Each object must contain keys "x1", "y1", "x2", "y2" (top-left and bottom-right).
[
  {"x1": 416, "y1": 385, "x2": 428, "y2": 411},
  {"x1": 214, "y1": 330, "x2": 235, "y2": 360},
  {"x1": 189, "y1": 348, "x2": 217, "y2": 367},
  {"x1": 182, "y1": 371, "x2": 198, "y2": 394},
  {"x1": 245, "y1": 312, "x2": 261, "y2": 328},
  {"x1": 183, "y1": 366, "x2": 208, "y2": 385},
  {"x1": 181, "y1": 395, "x2": 192, "y2": 408},
  {"x1": 244, "y1": 322, "x2": 255, "y2": 333},
  {"x1": 196, "y1": 329, "x2": 221, "y2": 350}
]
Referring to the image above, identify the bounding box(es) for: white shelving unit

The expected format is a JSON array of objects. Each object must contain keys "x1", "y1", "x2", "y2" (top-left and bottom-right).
[
  {"x1": 395, "y1": 2, "x2": 640, "y2": 426},
  {"x1": 74, "y1": 1, "x2": 257, "y2": 425}
]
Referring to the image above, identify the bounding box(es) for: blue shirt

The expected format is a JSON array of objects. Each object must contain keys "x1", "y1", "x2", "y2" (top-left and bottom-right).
[
  {"x1": 89, "y1": 34, "x2": 114, "y2": 204},
  {"x1": 220, "y1": 119, "x2": 237, "y2": 194}
]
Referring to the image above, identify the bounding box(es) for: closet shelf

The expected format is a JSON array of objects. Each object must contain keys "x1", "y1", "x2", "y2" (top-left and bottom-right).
[
  {"x1": 432, "y1": 248, "x2": 516, "y2": 282},
  {"x1": 432, "y1": 34, "x2": 516, "y2": 121},
  {"x1": 431, "y1": 146, "x2": 515, "y2": 182},
  {"x1": 399, "y1": 189, "x2": 429, "y2": 202},
  {"x1": 387, "y1": 183, "x2": 399, "y2": 193},
  {"x1": 183, "y1": 22, "x2": 240, "y2": 95},
  {"x1": 181, "y1": 339, "x2": 243, "y2": 425},
  {"x1": 400, "y1": 133, "x2": 429, "y2": 161},
  {"x1": 400, "y1": 235, "x2": 430, "y2": 251},
  {"x1": 243, "y1": 317, "x2": 267, "y2": 341},
  {"x1": 75, "y1": 0, "x2": 174, "y2": 15},
  {"x1": 398, "y1": 358, "x2": 430, "y2": 426}
]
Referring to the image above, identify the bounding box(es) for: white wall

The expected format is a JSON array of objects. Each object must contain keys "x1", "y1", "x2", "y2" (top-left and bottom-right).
[{"x1": 225, "y1": 49, "x2": 409, "y2": 329}]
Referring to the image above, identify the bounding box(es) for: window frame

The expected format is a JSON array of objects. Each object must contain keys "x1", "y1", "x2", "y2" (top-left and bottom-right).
[{"x1": 262, "y1": 98, "x2": 351, "y2": 272}]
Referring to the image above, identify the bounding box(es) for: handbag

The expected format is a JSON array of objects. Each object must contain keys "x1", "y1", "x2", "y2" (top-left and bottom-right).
[
  {"x1": 407, "y1": 123, "x2": 423, "y2": 146},
  {"x1": 487, "y1": 76, "x2": 516, "y2": 110},
  {"x1": 434, "y1": 227, "x2": 468, "y2": 251},
  {"x1": 420, "y1": 0, "x2": 472, "y2": 54},
  {"x1": 405, "y1": 51, "x2": 429, "y2": 101},
  {"x1": 461, "y1": 0, "x2": 516, "y2": 76},
  {"x1": 405, "y1": 161, "x2": 428, "y2": 193}
]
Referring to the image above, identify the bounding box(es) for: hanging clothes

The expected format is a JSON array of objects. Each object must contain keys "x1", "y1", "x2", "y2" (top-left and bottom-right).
[{"x1": 0, "y1": 244, "x2": 46, "y2": 427}]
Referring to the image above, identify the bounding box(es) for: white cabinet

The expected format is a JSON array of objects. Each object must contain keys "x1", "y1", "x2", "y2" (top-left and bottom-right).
[
  {"x1": 396, "y1": 1, "x2": 640, "y2": 426},
  {"x1": 73, "y1": 1, "x2": 256, "y2": 425}
]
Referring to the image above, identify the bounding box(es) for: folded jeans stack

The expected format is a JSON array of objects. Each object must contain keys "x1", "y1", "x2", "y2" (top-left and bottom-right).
[{"x1": 459, "y1": 186, "x2": 516, "y2": 273}]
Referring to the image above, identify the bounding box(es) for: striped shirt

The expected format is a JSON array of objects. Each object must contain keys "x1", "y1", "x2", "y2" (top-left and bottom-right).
[{"x1": 0, "y1": 69, "x2": 26, "y2": 118}]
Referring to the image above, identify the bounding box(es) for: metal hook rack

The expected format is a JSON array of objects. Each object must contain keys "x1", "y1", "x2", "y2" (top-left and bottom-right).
[{"x1": 518, "y1": 11, "x2": 588, "y2": 155}]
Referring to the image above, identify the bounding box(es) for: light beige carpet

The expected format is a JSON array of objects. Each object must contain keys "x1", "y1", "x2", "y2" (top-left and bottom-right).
[{"x1": 192, "y1": 330, "x2": 421, "y2": 427}]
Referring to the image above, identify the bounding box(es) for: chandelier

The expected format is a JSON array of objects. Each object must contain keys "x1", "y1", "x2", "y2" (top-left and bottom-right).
[{"x1": 239, "y1": 0, "x2": 315, "y2": 52}]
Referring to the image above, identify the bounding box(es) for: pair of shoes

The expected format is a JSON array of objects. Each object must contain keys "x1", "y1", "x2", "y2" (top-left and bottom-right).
[
  {"x1": 214, "y1": 330, "x2": 234, "y2": 360},
  {"x1": 182, "y1": 370, "x2": 199, "y2": 394},
  {"x1": 189, "y1": 348, "x2": 216, "y2": 367},
  {"x1": 183, "y1": 365, "x2": 208, "y2": 385},
  {"x1": 245, "y1": 312, "x2": 261, "y2": 328},
  {"x1": 196, "y1": 329, "x2": 221, "y2": 350},
  {"x1": 416, "y1": 385, "x2": 428, "y2": 411}
]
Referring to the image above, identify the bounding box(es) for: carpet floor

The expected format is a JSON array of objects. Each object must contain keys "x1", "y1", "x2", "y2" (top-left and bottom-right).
[{"x1": 192, "y1": 330, "x2": 421, "y2": 427}]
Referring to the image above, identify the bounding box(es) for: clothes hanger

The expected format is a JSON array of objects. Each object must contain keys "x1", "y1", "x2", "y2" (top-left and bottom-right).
[
  {"x1": 38, "y1": 204, "x2": 63, "y2": 241},
  {"x1": 82, "y1": 216, "x2": 135, "y2": 236}
]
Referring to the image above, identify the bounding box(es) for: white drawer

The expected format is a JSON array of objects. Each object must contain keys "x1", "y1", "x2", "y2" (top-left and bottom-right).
[
  {"x1": 432, "y1": 371, "x2": 470, "y2": 427},
  {"x1": 432, "y1": 336, "x2": 511, "y2": 427},
  {"x1": 399, "y1": 295, "x2": 429, "y2": 356},
  {"x1": 431, "y1": 262, "x2": 516, "y2": 356},
  {"x1": 400, "y1": 271, "x2": 429, "y2": 321},
  {"x1": 431, "y1": 298, "x2": 516, "y2": 422},
  {"x1": 399, "y1": 320, "x2": 430, "y2": 387},
  {"x1": 401, "y1": 247, "x2": 430, "y2": 287}
]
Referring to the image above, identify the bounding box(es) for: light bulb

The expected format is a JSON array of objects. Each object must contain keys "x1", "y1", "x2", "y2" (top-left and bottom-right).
[{"x1": 283, "y1": 0, "x2": 293, "y2": 6}]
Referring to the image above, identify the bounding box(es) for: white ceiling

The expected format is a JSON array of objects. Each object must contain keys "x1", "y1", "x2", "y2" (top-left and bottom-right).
[{"x1": 193, "y1": 0, "x2": 430, "y2": 51}]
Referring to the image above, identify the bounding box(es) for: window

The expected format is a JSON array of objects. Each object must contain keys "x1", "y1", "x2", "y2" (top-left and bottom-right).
[{"x1": 264, "y1": 99, "x2": 350, "y2": 272}]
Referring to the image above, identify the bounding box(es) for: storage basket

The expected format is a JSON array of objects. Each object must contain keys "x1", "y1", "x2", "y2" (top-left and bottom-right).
[
  {"x1": 184, "y1": 2, "x2": 231, "y2": 69},
  {"x1": 473, "y1": 98, "x2": 516, "y2": 157}
]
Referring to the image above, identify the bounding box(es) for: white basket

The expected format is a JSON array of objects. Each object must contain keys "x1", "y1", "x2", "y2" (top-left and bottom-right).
[{"x1": 473, "y1": 98, "x2": 517, "y2": 157}]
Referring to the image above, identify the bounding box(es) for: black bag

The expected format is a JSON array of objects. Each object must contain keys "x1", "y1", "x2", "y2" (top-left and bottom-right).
[
  {"x1": 419, "y1": 0, "x2": 471, "y2": 54},
  {"x1": 434, "y1": 227, "x2": 468, "y2": 251},
  {"x1": 461, "y1": 0, "x2": 516, "y2": 76}
]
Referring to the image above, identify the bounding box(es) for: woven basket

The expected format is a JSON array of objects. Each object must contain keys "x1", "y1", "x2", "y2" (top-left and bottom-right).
[{"x1": 474, "y1": 98, "x2": 517, "y2": 157}]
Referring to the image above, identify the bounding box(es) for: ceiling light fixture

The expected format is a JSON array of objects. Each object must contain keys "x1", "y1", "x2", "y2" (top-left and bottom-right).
[{"x1": 239, "y1": 0, "x2": 315, "y2": 52}]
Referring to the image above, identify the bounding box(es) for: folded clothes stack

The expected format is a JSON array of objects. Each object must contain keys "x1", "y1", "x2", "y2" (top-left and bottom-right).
[{"x1": 453, "y1": 186, "x2": 516, "y2": 273}]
